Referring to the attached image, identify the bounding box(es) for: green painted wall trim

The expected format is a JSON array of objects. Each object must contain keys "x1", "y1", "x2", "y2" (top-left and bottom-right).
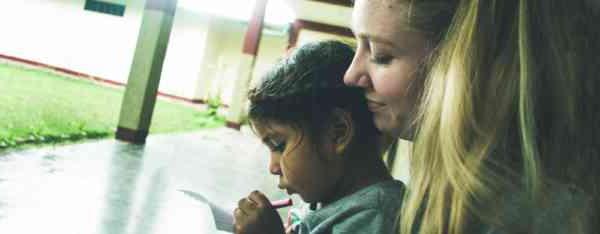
[{"x1": 84, "y1": 0, "x2": 126, "y2": 17}]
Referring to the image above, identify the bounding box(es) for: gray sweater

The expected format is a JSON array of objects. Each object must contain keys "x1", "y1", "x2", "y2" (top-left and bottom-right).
[
  {"x1": 481, "y1": 183, "x2": 592, "y2": 234},
  {"x1": 294, "y1": 180, "x2": 405, "y2": 234},
  {"x1": 292, "y1": 180, "x2": 592, "y2": 234}
]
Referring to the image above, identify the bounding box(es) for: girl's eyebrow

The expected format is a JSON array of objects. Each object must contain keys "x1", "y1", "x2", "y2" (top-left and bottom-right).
[
  {"x1": 262, "y1": 136, "x2": 283, "y2": 150},
  {"x1": 261, "y1": 136, "x2": 272, "y2": 144}
]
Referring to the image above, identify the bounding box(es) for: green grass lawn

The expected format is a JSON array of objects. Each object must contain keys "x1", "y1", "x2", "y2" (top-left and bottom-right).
[{"x1": 0, "y1": 62, "x2": 224, "y2": 149}]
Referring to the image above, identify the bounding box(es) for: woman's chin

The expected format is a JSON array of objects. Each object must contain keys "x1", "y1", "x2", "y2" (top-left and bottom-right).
[
  {"x1": 374, "y1": 115, "x2": 411, "y2": 139},
  {"x1": 374, "y1": 119, "x2": 399, "y2": 138}
]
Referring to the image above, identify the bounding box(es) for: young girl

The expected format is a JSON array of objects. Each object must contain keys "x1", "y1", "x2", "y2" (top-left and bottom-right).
[{"x1": 232, "y1": 41, "x2": 405, "y2": 234}]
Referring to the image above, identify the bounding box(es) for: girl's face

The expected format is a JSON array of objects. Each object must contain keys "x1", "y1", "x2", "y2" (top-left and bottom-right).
[
  {"x1": 253, "y1": 120, "x2": 342, "y2": 203},
  {"x1": 344, "y1": 0, "x2": 432, "y2": 139}
]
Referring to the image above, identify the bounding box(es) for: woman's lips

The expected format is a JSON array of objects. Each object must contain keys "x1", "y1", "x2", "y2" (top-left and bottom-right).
[{"x1": 367, "y1": 100, "x2": 385, "y2": 111}]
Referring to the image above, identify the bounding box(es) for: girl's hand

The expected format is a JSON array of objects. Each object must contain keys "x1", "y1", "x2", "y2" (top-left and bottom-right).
[{"x1": 233, "y1": 191, "x2": 285, "y2": 234}]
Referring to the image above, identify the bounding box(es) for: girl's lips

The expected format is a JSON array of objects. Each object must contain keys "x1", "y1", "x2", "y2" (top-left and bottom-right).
[{"x1": 280, "y1": 184, "x2": 294, "y2": 195}]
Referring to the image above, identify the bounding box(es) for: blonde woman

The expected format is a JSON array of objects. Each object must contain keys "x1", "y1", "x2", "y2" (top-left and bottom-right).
[
  {"x1": 347, "y1": 0, "x2": 598, "y2": 233},
  {"x1": 344, "y1": 0, "x2": 457, "y2": 140}
]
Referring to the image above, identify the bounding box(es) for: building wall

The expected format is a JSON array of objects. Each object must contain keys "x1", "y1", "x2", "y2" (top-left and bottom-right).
[
  {"x1": 0, "y1": 0, "x2": 289, "y2": 105},
  {"x1": 189, "y1": 19, "x2": 289, "y2": 105},
  {"x1": 159, "y1": 9, "x2": 212, "y2": 100},
  {"x1": 0, "y1": 0, "x2": 144, "y2": 84}
]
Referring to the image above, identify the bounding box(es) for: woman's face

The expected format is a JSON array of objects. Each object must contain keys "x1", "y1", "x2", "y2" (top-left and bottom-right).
[
  {"x1": 344, "y1": 0, "x2": 432, "y2": 139},
  {"x1": 253, "y1": 121, "x2": 341, "y2": 203}
]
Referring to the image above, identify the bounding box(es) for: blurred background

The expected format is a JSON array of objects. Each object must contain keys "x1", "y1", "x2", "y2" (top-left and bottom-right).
[
  {"x1": 0, "y1": 1, "x2": 411, "y2": 233},
  {"x1": 0, "y1": 0, "x2": 356, "y2": 149}
]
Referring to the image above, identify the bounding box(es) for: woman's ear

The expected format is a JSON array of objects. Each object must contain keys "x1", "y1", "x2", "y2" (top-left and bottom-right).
[{"x1": 327, "y1": 108, "x2": 355, "y2": 156}]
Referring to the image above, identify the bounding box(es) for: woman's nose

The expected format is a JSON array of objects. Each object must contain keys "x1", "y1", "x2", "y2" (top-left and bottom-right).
[
  {"x1": 269, "y1": 153, "x2": 282, "y2": 175},
  {"x1": 344, "y1": 52, "x2": 372, "y2": 88}
]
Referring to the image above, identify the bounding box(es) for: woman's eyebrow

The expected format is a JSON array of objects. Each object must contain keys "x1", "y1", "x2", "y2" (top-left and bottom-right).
[
  {"x1": 369, "y1": 35, "x2": 395, "y2": 47},
  {"x1": 357, "y1": 33, "x2": 395, "y2": 47}
]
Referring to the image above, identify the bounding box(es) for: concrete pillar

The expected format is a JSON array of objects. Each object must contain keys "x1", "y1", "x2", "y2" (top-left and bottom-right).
[
  {"x1": 116, "y1": 0, "x2": 178, "y2": 144},
  {"x1": 287, "y1": 20, "x2": 302, "y2": 50},
  {"x1": 225, "y1": 0, "x2": 268, "y2": 130},
  {"x1": 192, "y1": 18, "x2": 219, "y2": 102}
]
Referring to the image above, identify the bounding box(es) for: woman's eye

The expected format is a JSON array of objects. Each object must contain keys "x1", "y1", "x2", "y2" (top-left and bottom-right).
[{"x1": 370, "y1": 54, "x2": 393, "y2": 65}]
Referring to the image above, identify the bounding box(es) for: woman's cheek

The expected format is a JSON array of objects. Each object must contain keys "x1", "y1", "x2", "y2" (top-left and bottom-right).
[
  {"x1": 374, "y1": 78, "x2": 410, "y2": 99},
  {"x1": 372, "y1": 66, "x2": 414, "y2": 98}
]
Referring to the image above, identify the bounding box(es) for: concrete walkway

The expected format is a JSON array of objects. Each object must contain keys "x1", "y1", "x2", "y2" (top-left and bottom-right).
[{"x1": 0, "y1": 127, "x2": 288, "y2": 234}]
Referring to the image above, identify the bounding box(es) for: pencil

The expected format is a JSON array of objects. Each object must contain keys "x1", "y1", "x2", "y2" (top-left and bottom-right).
[{"x1": 271, "y1": 198, "x2": 293, "y2": 209}]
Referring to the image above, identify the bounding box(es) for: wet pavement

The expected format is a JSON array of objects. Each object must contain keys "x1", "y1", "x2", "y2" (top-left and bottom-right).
[{"x1": 0, "y1": 128, "x2": 288, "y2": 234}]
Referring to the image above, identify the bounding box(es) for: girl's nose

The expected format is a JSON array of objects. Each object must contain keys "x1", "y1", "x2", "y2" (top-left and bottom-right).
[{"x1": 269, "y1": 153, "x2": 282, "y2": 175}]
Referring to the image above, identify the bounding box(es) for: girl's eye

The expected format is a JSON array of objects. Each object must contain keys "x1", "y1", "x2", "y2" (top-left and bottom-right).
[
  {"x1": 370, "y1": 54, "x2": 393, "y2": 65},
  {"x1": 270, "y1": 140, "x2": 286, "y2": 153}
]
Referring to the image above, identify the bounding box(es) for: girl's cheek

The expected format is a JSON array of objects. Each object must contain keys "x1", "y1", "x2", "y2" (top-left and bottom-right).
[{"x1": 280, "y1": 157, "x2": 294, "y2": 178}]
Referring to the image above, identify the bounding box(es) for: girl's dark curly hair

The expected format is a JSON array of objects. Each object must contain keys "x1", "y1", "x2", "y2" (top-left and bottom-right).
[{"x1": 248, "y1": 40, "x2": 379, "y2": 155}]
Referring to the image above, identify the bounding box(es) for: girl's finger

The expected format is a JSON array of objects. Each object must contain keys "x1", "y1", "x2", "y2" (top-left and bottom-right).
[
  {"x1": 238, "y1": 197, "x2": 257, "y2": 212},
  {"x1": 234, "y1": 207, "x2": 247, "y2": 218},
  {"x1": 248, "y1": 190, "x2": 271, "y2": 208}
]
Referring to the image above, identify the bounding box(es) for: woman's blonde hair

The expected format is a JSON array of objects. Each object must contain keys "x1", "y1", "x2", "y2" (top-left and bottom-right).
[{"x1": 400, "y1": 0, "x2": 599, "y2": 234}]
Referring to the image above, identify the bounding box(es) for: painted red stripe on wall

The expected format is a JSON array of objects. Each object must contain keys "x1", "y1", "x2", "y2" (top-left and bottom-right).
[{"x1": 0, "y1": 53, "x2": 219, "y2": 106}]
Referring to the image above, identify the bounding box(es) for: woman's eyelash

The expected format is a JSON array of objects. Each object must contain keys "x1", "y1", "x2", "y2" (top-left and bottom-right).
[{"x1": 370, "y1": 55, "x2": 393, "y2": 65}]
